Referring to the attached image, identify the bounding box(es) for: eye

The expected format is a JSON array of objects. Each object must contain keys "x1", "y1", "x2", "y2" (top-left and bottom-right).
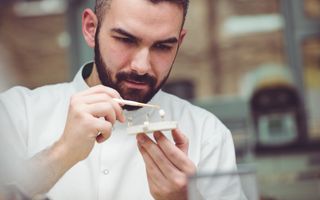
[
  {"x1": 114, "y1": 36, "x2": 136, "y2": 45},
  {"x1": 153, "y1": 43, "x2": 172, "y2": 51}
]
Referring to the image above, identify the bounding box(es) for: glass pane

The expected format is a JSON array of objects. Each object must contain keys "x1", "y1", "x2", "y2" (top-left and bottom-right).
[
  {"x1": 255, "y1": 153, "x2": 320, "y2": 200},
  {"x1": 188, "y1": 166, "x2": 259, "y2": 200}
]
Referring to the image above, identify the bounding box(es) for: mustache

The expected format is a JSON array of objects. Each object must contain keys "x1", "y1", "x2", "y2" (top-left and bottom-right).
[{"x1": 116, "y1": 72, "x2": 157, "y2": 87}]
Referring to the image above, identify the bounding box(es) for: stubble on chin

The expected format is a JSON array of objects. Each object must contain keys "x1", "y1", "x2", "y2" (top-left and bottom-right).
[{"x1": 118, "y1": 83, "x2": 150, "y2": 102}]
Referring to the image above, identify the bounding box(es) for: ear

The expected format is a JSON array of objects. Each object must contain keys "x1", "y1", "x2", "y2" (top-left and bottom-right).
[
  {"x1": 82, "y1": 8, "x2": 98, "y2": 48},
  {"x1": 178, "y1": 29, "x2": 187, "y2": 45}
]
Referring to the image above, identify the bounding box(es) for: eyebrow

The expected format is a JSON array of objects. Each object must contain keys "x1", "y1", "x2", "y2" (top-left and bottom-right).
[
  {"x1": 111, "y1": 28, "x2": 178, "y2": 45},
  {"x1": 156, "y1": 37, "x2": 178, "y2": 44},
  {"x1": 111, "y1": 28, "x2": 140, "y2": 42}
]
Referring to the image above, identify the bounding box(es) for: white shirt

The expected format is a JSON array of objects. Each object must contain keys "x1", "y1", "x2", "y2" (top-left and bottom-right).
[{"x1": 0, "y1": 63, "x2": 243, "y2": 200}]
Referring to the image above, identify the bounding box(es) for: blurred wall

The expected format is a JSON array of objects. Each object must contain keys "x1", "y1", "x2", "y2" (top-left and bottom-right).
[
  {"x1": 0, "y1": 0, "x2": 319, "y2": 101},
  {"x1": 0, "y1": 2, "x2": 70, "y2": 90},
  {"x1": 172, "y1": 0, "x2": 286, "y2": 98}
]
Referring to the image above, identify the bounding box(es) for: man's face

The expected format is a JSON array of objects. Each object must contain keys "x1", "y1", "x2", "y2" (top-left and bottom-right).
[{"x1": 94, "y1": 0, "x2": 185, "y2": 109}]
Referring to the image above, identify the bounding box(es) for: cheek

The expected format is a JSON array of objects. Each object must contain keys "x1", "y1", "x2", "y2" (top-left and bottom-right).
[
  {"x1": 100, "y1": 40, "x2": 132, "y2": 72},
  {"x1": 151, "y1": 52, "x2": 175, "y2": 80}
]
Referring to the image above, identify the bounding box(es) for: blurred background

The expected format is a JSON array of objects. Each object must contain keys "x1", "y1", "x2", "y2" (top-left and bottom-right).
[{"x1": 0, "y1": 0, "x2": 319, "y2": 199}]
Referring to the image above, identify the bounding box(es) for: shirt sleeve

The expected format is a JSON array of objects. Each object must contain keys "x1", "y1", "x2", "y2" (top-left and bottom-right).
[{"x1": 0, "y1": 87, "x2": 29, "y2": 184}]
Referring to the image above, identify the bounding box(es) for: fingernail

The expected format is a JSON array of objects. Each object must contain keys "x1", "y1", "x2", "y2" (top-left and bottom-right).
[
  {"x1": 154, "y1": 131, "x2": 161, "y2": 140},
  {"x1": 137, "y1": 134, "x2": 146, "y2": 144}
]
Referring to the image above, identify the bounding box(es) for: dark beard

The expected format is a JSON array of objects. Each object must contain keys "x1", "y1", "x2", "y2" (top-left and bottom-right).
[{"x1": 94, "y1": 25, "x2": 170, "y2": 111}]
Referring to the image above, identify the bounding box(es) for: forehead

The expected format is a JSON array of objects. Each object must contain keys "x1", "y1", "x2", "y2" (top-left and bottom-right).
[{"x1": 101, "y1": 0, "x2": 184, "y2": 40}]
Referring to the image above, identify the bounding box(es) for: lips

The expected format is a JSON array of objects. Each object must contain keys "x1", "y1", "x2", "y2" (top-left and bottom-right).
[{"x1": 123, "y1": 80, "x2": 150, "y2": 90}]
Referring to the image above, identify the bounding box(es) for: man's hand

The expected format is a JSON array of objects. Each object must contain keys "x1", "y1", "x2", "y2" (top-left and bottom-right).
[
  {"x1": 15, "y1": 85, "x2": 126, "y2": 197},
  {"x1": 58, "y1": 85, "x2": 126, "y2": 163},
  {"x1": 137, "y1": 129, "x2": 196, "y2": 200}
]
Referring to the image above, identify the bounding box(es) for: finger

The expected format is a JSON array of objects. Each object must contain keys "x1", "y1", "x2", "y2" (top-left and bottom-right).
[
  {"x1": 86, "y1": 102, "x2": 117, "y2": 124},
  {"x1": 109, "y1": 100, "x2": 126, "y2": 123},
  {"x1": 100, "y1": 98, "x2": 126, "y2": 123},
  {"x1": 172, "y1": 129, "x2": 189, "y2": 154},
  {"x1": 78, "y1": 85, "x2": 121, "y2": 99},
  {"x1": 145, "y1": 170, "x2": 163, "y2": 197},
  {"x1": 136, "y1": 133, "x2": 181, "y2": 179},
  {"x1": 95, "y1": 120, "x2": 113, "y2": 143},
  {"x1": 137, "y1": 142, "x2": 168, "y2": 188},
  {"x1": 82, "y1": 93, "x2": 113, "y2": 104},
  {"x1": 139, "y1": 138, "x2": 190, "y2": 196},
  {"x1": 153, "y1": 131, "x2": 195, "y2": 175},
  {"x1": 86, "y1": 101, "x2": 125, "y2": 123}
]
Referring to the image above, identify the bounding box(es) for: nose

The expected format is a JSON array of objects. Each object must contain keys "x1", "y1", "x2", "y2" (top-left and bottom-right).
[{"x1": 130, "y1": 48, "x2": 151, "y2": 75}]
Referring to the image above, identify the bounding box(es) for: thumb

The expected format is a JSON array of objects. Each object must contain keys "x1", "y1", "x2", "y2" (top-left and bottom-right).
[{"x1": 172, "y1": 128, "x2": 189, "y2": 155}]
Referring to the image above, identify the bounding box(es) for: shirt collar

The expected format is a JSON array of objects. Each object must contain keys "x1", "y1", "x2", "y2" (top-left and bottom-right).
[{"x1": 72, "y1": 61, "x2": 92, "y2": 92}]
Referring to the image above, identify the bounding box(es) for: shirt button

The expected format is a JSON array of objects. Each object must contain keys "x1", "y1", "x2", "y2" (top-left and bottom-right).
[{"x1": 102, "y1": 169, "x2": 109, "y2": 175}]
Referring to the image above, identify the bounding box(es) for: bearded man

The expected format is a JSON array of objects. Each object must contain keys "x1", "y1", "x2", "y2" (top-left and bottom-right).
[{"x1": 0, "y1": 0, "x2": 245, "y2": 199}]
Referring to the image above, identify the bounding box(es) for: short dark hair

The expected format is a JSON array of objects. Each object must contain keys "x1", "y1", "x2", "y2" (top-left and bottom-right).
[{"x1": 94, "y1": 0, "x2": 189, "y2": 24}]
